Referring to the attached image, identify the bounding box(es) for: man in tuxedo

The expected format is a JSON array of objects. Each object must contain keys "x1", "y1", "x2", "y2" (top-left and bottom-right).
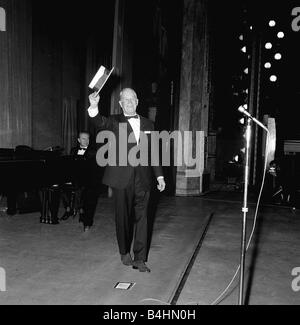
[
  {"x1": 88, "y1": 88, "x2": 166, "y2": 272},
  {"x1": 70, "y1": 132, "x2": 93, "y2": 157},
  {"x1": 61, "y1": 131, "x2": 99, "y2": 232}
]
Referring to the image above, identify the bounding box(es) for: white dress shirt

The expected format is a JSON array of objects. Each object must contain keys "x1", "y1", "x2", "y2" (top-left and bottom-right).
[
  {"x1": 88, "y1": 105, "x2": 98, "y2": 118},
  {"x1": 124, "y1": 114, "x2": 140, "y2": 144},
  {"x1": 77, "y1": 147, "x2": 87, "y2": 155}
]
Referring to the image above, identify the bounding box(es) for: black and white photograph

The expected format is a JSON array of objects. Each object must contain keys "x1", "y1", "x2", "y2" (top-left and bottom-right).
[{"x1": 0, "y1": 0, "x2": 299, "y2": 310}]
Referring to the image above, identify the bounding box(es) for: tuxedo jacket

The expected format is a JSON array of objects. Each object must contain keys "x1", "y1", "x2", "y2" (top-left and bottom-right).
[
  {"x1": 90, "y1": 113, "x2": 163, "y2": 190},
  {"x1": 70, "y1": 145, "x2": 96, "y2": 159}
]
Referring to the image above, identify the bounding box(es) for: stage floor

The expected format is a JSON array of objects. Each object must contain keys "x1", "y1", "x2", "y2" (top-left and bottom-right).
[{"x1": 0, "y1": 192, "x2": 299, "y2": 305}]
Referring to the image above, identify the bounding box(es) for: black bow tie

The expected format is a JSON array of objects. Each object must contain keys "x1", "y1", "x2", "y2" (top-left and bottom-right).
[
  {"x1": 125, "y1": 115, "x2": 139, "y2": 120},
  {"x1": 79, "y1": 147, "x2": 87, "y2": 151}
]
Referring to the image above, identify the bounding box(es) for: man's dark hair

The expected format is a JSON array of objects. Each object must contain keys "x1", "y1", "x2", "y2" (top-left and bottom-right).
[{"x1": 78, "y1": 131, "x2": 90, "y2": 137}]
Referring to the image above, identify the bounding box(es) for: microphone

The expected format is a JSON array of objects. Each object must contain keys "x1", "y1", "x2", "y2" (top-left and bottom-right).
[{"x1": 238, "y1": 105, "x2": 269, "y2": 132}]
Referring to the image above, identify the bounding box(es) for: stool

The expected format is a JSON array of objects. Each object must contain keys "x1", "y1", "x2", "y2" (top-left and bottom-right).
[{"x1": 40, "y1": 184, "x2": 60, "y2": 224}]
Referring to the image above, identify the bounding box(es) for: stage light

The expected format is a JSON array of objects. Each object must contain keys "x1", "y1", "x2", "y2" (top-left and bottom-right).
[
  {"x1": 274, "y1": 53, "x2": 282, "y2": 60},
  {"x1": 249, "y1": 25, "x2": 253, "y2": 30},
  {"x1": 241, "y1": 46, "x2": 247, "y2": 53},
  {"x1": 240, "y1": 104, "x2": 248, "y2": 110},
  {"x1": 0, "y1": 7, "x2": 6, "y2": 32},
  {"x1": 239, "y1": 34, "x2": 244, "y2": 41},
  {"x1": 277, "y1": 31, "x2": 284, "y2": 38},
  {"x1": 265, "y1": 42, "x2": 272, "y2": 49},
  {"x1": 244, "y1": 68, "x2": 249, "y2": 74},
  {"x1": 269, "y1": 20, "x2": 276, "y2": 27},
  {"x1": 264, "y1": 62, "x2": 271, "y2": 68},
  {"x1": 239, "y1": 118, "x2": 245, "y2": 125},
  {"x1": 270, "y1": 75, "x2": 277, "y2": 82}
]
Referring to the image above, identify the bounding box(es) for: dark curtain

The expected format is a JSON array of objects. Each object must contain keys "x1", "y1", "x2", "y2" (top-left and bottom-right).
[
  {"x1": 0, "y1": 0, "x2": 32, "y2": 148},
  {"x1": 62, "y1": 97, "x2": 77, "y2": 155}
]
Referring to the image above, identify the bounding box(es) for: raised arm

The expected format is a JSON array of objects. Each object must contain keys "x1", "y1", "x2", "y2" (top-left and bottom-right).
[{"x1": 87, "y1": 92, "x2": 114, "y2": 130}]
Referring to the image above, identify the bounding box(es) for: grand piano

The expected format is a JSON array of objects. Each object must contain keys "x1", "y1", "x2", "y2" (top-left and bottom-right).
[{"x1": 0, "y1": 146, "x2": 93, "y2": 224}]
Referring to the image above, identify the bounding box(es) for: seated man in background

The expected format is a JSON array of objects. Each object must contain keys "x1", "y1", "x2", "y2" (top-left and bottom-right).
[{"x1": 61, "y1": 131, "x2": 99, "y2": 232}]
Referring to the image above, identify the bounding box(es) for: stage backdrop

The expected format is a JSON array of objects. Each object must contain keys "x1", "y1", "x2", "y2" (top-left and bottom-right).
[{"x1": 0, "y1": 0, "x2": 32, "y2": 148}]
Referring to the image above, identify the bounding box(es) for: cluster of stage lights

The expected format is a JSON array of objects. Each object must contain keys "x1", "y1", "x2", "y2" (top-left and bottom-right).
[
  {"x1": 264, "y1": 19, "x2": 284, "y2": 82},
  {"x1": 238, "y1": 18, "x2": 283, "y2": 126},
  {"x1": 236, "y1": 12, "x2": 251, "y2": 128},
  {"x1": 237, "y1": 23, "x2": 252, "y2": 112}
]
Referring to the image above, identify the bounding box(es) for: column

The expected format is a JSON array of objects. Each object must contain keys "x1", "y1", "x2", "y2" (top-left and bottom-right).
[{"x1": 175, "y1": 0, "x2": 211, "y2": 196}]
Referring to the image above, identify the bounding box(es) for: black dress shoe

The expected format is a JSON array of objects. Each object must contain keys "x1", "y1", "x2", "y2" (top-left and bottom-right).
[
  {"x1": 60, "y1": 211, "x2": 71, "y2": 220},
  {"x1": 83, "y1": 226, "x2": 91, "y2": 232},
  {"x1": 79, "y1": 213, "x2": 84, "y2": 223},
  {"x1": 132, "y1": 261, "x2": 150, "y2": 272},
  {"x1": 121, "y1": 253, "x2": 133, "y2": 266},
  {"x1": 49, "y1": 219, "x2": 59, "y2": 225}
]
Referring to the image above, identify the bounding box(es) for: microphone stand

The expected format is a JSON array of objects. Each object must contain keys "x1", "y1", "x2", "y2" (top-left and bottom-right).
[
  {"x1": 238, "y1": 107, "x2": 269, "y2": 305},
  {"x1": 238, "y1": 117, "x2": 252, "y2": 305}
]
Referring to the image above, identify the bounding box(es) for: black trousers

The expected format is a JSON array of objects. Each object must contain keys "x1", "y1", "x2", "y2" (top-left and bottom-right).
[
  {"x1": 61, "y1": 184, "x2": 99, "y2": 227},
  {"x1": 81, "y1": 187, "x2": 99, "y2": 226},
  {"x1": 112, "y1": 169, "x2": 150, "y2": 262}
]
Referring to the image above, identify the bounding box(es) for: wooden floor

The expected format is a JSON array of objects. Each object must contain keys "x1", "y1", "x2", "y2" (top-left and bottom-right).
[{"x1": 0, "y1": 192, "x2": 299, "y2": 305}]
